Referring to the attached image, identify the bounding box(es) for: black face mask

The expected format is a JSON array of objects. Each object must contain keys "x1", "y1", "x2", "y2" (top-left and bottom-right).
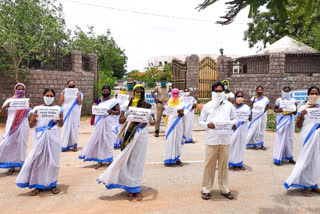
[
  {"x1": 257, "y1": 92, "x2": 263, "y2": 96},
  {"x1": 102, "y1": 93, "x2": 110, "y2": 98},
  {"x1": 69, "y1": 85, "x2": 75, "y2": 88}
]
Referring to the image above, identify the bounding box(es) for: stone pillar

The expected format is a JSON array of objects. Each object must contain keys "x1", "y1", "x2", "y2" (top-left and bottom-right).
[
  {"x1": 88, "y1": 53, "x2": 99, "y2": 98},
  {"x1": 269, "y1": 53, "x2": 285, "y2": 74},
  {"x1": 217, "y1": 55, "x2": 232, "y2": 81},
  {"x1": 71, "y1": 50, "x2": 82, "y2": 73},
  {"x1": 186, "y1": 54, "x2": 200, "y2": 97}
]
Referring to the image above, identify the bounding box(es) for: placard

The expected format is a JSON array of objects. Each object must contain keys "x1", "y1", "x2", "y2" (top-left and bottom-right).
[
  {"x1": 64, "y1": 88, "x2": 79, "y2": 97},
  {"x1": 92, "y1": 106, "x2": 109, "y2": 115},
  {"x1": 182, "y1": 96, "x2": 194, "y2": 105},
  {"x1": 163, "y1": 106, "x2": 179, "y2": 116},
  {"x1": 37, "y1": 106, "x2": 61, "y2": 120},
  {"x1": 117, "y1": 94, "x2": 130, "y2": 109},
  {"x1": 213, "y1": 121, "x2": 233, "y2": 135},
  {"x1": 280, "y1": 100, "x2": 296, "y2": 112},
  {"x1": 126, "y1": 107, "x2": 151, "y2": 123},
  {"x1": 9, "y1": 98, "x2": 29, "y2": 110},
  {"x1": 236, "y1": 111, "x2": 249, "y2": 122},
  {"x1": 308, "y1": 109, "x2": 320, "y2": 122}
]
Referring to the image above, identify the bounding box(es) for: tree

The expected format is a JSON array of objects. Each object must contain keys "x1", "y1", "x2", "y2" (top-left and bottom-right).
[
  {"x1": 71, "y1": 26, "x2": 127, "y2": 80},
  {"x1": 0, "y1": 0, "x2": 68, "y2": 82},
  {"x1": 127, "y1": 70, "x2": 146, "y2": 82},
  {"x1": 144, "y1": 63, "x2": 172, "y2": 88},
  {"x1": 244, "y1": 0, "x2": 320, "y2": 50},
  {"x1": 197, "y1": 0, "x2": 317, "y2": 25}
]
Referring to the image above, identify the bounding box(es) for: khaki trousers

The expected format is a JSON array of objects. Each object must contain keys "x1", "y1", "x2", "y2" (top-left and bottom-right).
[
  {"x1": 201, "y1": 144, "x2": 230, "y2": 194},
  {"x1": 155, "y1": 102, "x2": 165, "y2": 131}
]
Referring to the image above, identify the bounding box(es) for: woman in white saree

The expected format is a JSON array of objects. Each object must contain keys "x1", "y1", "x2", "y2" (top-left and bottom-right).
[
  {"x1": 247, "y1": 86, "x2": 269, "y2": 150},
  {"x1": 181, "y1": 88, "x2": 197, "y2": 144},
  {"x1": 97, "y1": 84, "x2": 154, "y2": 201},
  {"x1": 16, "y1": 88, "x2": 63, "y2": 196},
  {"x1": 0, "y1": 83, "x2": 32, "y2": 175},
  {"x1": 284, "y1": 86, "x2": 320, "y2": 197},
  {"x1": 79, "y1": 85, "x2": 120, "y2": 169},
  {"x1": 273, "y1": 86, "x2": 297, "y2": 165},
  {"x1": 164, "y1": 88, "x2": 185, "y2": 167},
  {"x1": 59, "y1": 80, "x2": 83, "y2": 152},
  {"x1": 229, "y1": 91, "x2": 251, "y2": 170}
]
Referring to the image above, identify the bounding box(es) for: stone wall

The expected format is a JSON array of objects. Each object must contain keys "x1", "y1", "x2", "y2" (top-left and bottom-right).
[
  {"x1": 218, "y1": 54, "x2": 320, "y2": 106},
  {"x1": 0, "y1": 51, "x2": 97, "y2": 118},
  {"x1": 186, "y1": 55, "x2": 200, "y2": 98}
]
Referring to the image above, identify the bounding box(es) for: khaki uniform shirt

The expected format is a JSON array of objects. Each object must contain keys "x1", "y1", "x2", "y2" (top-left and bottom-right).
[{"x1": 152, "y1": 85, "x2": 170, "y2": 102}]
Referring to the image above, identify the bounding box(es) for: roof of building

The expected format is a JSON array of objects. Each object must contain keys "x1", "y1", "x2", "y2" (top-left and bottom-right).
[{"x1": 257, "y1": 36, "x2": 318, "y2": 55}]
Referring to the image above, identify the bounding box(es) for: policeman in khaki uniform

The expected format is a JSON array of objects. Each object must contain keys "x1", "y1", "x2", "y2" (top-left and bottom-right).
[{"x1": 151, "y1": 77, "x2": 171, "y2": 137}]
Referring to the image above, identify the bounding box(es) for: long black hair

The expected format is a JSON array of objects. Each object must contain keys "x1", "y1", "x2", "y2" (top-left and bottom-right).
[
  {"x1": 43, "y1": 88, "x2": 55, "y2": 96},
  {"x1": 235, "y1": 91, "x2": 244, "y2": 97},
  {"x1": 308, "y1": 86, "x2": 320, "y2": 95},
  {"x1": 101, "y1": 85, "x2": 111, "y2": 91}
]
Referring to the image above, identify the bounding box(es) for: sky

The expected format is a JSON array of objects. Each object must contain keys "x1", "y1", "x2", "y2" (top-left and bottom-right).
[{"x1": 60, "y1": 0, "x2": 258, "y2": 72}]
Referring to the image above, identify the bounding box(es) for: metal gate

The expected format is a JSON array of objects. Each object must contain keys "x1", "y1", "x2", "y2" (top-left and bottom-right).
[
  {"x1": 198, "y1": 57, "x2": 218, "y2": 98},
  {"x1": 172, "y1": 59, "x2": 186, "y2": 90}
]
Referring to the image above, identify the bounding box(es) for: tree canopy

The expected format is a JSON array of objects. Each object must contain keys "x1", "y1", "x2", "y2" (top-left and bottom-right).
[
  {"x1": 244, "y1": 0, "x2": 320, "y2": 50},
  {"x1": 197, "y1": 0, "x2": 317, "y2": 25}
]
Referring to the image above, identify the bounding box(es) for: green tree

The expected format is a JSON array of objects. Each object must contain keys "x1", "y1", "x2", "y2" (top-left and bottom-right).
[
  {"x1": 71, "y1": 26, "x2": 127, "y2": 80},
  {"x1": 197, "y1": 0, "x2": 317, "y2": 25},
  {"x1": 0, "y1": 0, "x2": 68, "y2": 82},
  {"x1": 144, "y1": 63, "x2": 172, "y2": 88},
  {"x1": 244, "y1": 0, "x2": 320, "y2": 50}
]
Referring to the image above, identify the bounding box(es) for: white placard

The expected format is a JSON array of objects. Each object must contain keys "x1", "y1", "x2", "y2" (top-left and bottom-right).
[
  {"x1": 236, "y1": 111, "x2": 249, "y2": 122},
  {"x1": 308, "y1": 109, "x2": 320, "y2": 122},
  {"x1": 117, "y1": 94, "x2": 130, "y2": 108},
  {"x1": 213, "y1": 121, "x2": 233, "y2": 135},
  {"x1": 280, "y1": 100, "x2": 296, "y2": 112},
  {"x1": 126, "y1": 107, "x2": 151, "y2": 123},
  {"x1": 182, "y1": 96, "x2": 194, "y2": 105},
  {"x1": 92, "y1": 106, "x2": 109, "y2": 116},
  {"x1": 163, "y1": 106, "x2": 179, "y2": 116},
  {"x1": 37, "y1": 106, "x2": 61, "y2": 120},
  {"x1": 9, "y1": 98, "x2": 29, "y2": 110},
  {"x1": 253, "y1": 105, "x2": 265, "y2": 113},
  {"x1": 64, "y1": 88, "x2": 79, "y2": 97}
]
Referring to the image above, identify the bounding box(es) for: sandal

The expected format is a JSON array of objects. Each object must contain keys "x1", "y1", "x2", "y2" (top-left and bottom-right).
[
  {"x1": 135, "y1": 193, "x2": 143, "y2": 201},
  {"x1": 51, "y1": 187, "x2": 60, "y2": 194},
  {"x1": 238, "y1": 166, "x2": 245, "y2": 171},
  {"x1": 6, "y1": 167, "x2": 15, "y2": 175},
  {"x1": 222, "y1": 192, "x2": 234, "y2": 200},
  {"x1": 94, "y1": 162, "x2": 103, "y2": 169},
  {"x1": 289, "y1": 160, "x2": 296, "y2": 165},
  {"x1": 30, "y1": 189, "x2": 41, "y2": 196},
  {"x1": 176, "y1": 160, "x2": 183, "y2": 167},
  {"x1": 253, "y1": 146, "x2": 258, "y2": 150},
  {"x1": 303, "y1": 189, "x2": 312, "y2": 197},
  {"x1": 261, "y1": 146, "x2": 267, "y2": 150},
  {"x1": 202, "y1": 193, "x2": 210, "y2": 200},
  {"x1": 312, "y1": 188, "x2": 320, "y2": 194},
  {"x1": 128, "y1": 193, "x2": 134, "y2": 201},
  {"x1": 72, "y1": 147, "x2": 78, "y2": 152},
  {"x1": 164, "y1": 163, "x2": 173, "y2": 167}
]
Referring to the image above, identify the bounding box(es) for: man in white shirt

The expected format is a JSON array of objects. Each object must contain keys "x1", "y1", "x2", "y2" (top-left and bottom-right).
[{"x1": 199, "y1": 81, "x2": 237, "y2": 200}]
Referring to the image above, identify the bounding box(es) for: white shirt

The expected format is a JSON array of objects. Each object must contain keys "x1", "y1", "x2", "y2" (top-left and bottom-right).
[{"x1": 199, "y1": 100, "x2": 237, "y2": 145}]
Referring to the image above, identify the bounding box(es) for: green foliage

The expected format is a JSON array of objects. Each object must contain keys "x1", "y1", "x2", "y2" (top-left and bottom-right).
[
  {"x1": 197, "y1": 0, "x2": 318, "y2": 25},
  {"x1": 244, "y1": 0, "x2": 320, "y2": 50},
  {"x1": 98, "y1": 70, "x2": 117, "y2": 92},
  {"x1": 70, "y1": 26, "x2": 127, "y2": 80},
  {"x1": 0, "y1": 0, "x2": 68, "y2": 82}
]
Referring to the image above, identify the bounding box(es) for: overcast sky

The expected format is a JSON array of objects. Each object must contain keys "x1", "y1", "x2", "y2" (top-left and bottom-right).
[{"x1": 60, "y1": 0, "x2": 257, "y2": 72}]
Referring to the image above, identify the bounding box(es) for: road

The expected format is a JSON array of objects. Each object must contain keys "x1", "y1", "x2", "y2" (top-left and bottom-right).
[{"x1": 0, "y1": 116, "x2": 319, "y2": 214}]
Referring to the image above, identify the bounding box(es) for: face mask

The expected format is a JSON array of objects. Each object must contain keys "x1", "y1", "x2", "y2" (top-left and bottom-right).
[
  {"x1": 127, "y1": 85, "x2": 133, "y2": 90},
  {"x1": 16, "y1": 90, "x2": 25, "y2": 98},
  {"x1": 282, "y1": 91, "x2": 291, "y2": 100},
  {"x1": 308, "y1": 95, "x2": 319, "y2": 105},
  {"x1": 172, "y1": 93, "x2": 179, "y2": 99},
  {"x1": 120, "y1": 91, "x2": 127, "y2": 95},
  {"x1": 44, "y1": 96, "x2": 54, "y2": 105},
  {"x1": 68, "y1": 85, "x2": 75, "y2": 88},
  {"x1": 183, "y1": 92, "x2": 190, "y2": 96},
  {"x1": 212, "y1": 92, "x2": 224, "y2": 103},
  {"x1": 257, "y1": 91, "x2": 263, "y2": 96},
  {"x1": 134, "y1": 92, "x2": 142, "y2": 99},
  {"x1": 223, "y1": 85, "x2": 227, "y2": 90},
  {"x1": 102, "y1": 93, "x2": 110, "y2": 98},
  {"x1": 161, "y1": 82, "x2": 167, "y2": 87},
  {"x1": 236, "y1": 97, "x2": 244, "y2": 104}
]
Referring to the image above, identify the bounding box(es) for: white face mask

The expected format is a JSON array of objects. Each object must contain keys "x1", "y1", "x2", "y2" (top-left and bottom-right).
[
  {"x1": 183, "y1": 92, "x2": 190, "y2": 96},
  {"x1": 282, "y1": 91, "x2": 291, "y2": 100},
  {"x1": 236, "y1": 97, "x2": 244, "y2": 104},
  {"x1": 212, "y1": 92, "x2": 225, "y2": 103},
  {"x1": 43, "y1": 96, "x2": 54, "y2": 105},
  {"x1": 308, "y1": 95, "x2": 319, "y2": 105}
]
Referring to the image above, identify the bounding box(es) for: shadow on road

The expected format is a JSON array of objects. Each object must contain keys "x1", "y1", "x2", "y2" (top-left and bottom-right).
[{"x1": 98, "y1": 186, "x2": 159, "y2": 201}]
